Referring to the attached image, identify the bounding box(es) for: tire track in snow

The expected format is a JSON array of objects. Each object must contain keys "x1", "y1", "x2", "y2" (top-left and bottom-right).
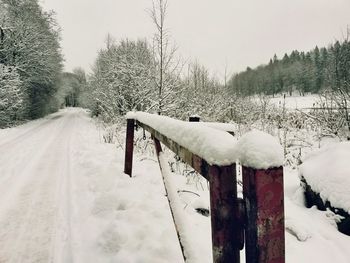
[
  {"x1": 0, "y1": 111, "x2": 65, "y2": 149},
  {"x1": 0, "y1": 113, "x2": 66, "y2": 209},
  {"x1": 49, "y1": 112, "x2": 76, "y2": 263}
]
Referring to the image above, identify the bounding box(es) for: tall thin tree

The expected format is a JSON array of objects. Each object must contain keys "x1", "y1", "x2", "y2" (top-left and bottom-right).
[{"x1": 150, "y1": 0, "x2": 167, "y2": 114}]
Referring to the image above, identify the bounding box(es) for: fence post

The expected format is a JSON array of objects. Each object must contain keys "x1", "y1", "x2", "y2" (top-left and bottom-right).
[
  {"x1": 209, "y1": 164, "x2": 241, "y2": 263},
  {"x1": 242, "y1": 166, "x2": 285, "y2": 263},
  {"x1": 189, "y1": 115, "x2": 200, "y2": 122},
  {"x1": 124, "y1": 118, "x2": 135, "y2": 177}
]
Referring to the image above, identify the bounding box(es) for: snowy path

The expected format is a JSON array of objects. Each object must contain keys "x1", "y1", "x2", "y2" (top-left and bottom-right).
[
  {"x1": 0, "y1": 110, "x2": 78, "y2": 262},
  {"x1": 0, "y1": 108, "x2": 184, "y2": 263}
]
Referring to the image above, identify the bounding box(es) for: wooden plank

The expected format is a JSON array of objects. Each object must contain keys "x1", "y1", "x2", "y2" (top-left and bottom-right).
[
  {"x1": 152, "y1": 136, "x2": 187, "y2": 262},
  {"x1": 124, "y1": 119, "x2": 135, "y2": 177},
  {"x1": 242, "y1": 166, "x2": 285, "y2": 263}
]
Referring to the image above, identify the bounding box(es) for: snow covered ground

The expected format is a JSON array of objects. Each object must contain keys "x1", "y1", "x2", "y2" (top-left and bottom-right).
[
  {"x1": 0, "y1": 108, "x2": 349, "y2": 262},
  {"x1": 268, "y1": 94, "x2": 319, "y2": 109}
]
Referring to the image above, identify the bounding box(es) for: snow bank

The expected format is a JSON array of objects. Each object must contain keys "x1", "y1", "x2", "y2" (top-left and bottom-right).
[
  {"x1": 71, "y1": 124, "x2": 185, "y2": 262},
  {"x1": 299, "y1": 142, "x2": 350, "y2": 213},
  {"x1": 127, "y1": 112, "x2": 283, "y2": 169},
  {"x1": 235, "y1": 130, "x2": 284, "y2": 169},
  {"x1": 130, "y1": 112, "x2": 238, "y2": 166}
]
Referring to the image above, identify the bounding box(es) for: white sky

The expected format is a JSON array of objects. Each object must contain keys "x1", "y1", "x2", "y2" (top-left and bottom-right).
[{"x1": 41, "y1": 0, "x2": 350, "y2": 79}]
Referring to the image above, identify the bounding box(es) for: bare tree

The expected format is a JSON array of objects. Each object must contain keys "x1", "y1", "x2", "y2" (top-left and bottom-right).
[
  {"x1": 223, "y1": 60, "x2": 229, "y2": 90},
  {"x1": 149, "y1": 0, "x2": 179, "y2": 115}
]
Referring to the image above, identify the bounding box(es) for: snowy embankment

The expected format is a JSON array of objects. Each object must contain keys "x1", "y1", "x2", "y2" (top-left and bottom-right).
[
  {"x1": 300, "y1": 142, "x2": 350, "y2": 214},
  {"x1": 0, "y1": 108, "x2": 349, "y2": 263},
  {"x1": 284, "y1": 166, "x2": 350, "y2": 263},
  {"x1": 72, "y1": 127, "x2": 184, "y2": 263}
]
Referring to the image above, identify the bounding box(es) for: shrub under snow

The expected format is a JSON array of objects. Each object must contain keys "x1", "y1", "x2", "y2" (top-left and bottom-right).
[
  {"x1": 299, "y1": 142, "x2": 350, "y2": 214},
  {"x1": 0, "y1": 64, "x2": 24, "y2": 127}
]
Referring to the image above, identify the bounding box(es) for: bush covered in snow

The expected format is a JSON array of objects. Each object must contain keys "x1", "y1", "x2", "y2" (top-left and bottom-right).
[
  {"x1": 0, "y1": 0, "x2": 63, "y2": 123},
  {"x1": 0, "y1": 64, "x2": 24, "y2": 127}
]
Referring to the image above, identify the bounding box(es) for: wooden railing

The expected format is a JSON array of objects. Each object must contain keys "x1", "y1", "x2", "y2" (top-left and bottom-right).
[{"x1": 124, "y1": 113, "x2": 285, "y2": 263}]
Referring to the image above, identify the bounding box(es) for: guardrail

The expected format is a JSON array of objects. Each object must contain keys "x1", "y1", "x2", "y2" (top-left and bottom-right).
[{"x1": 124, "y1": 112, "x2": 285, "y2": 263}]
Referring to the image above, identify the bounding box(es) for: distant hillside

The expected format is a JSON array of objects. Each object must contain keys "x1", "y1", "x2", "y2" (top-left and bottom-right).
[{"x1": 227, "y1": 39, "x2": 350, "y2": 97}]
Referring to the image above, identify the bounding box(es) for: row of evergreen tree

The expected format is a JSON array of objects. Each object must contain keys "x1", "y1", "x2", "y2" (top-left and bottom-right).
[
  {"x1": 227, "y1": 39, "x2": 350, "y2": 97},
  {"x1": 0, "y1": 0, "x2": 63, "y2": 127}
]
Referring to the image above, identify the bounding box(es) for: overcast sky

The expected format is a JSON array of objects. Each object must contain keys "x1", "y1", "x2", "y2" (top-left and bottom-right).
[{"x1": 41, "y1": 0, "x2": 350, "y2": 79}]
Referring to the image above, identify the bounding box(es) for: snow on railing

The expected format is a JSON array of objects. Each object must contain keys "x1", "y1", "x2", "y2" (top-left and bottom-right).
[
  {"x1": 126, "y1": 111, "x2": 239, "y2": 166},
  {"x1": 124, "y1": 112, "x2": 285, "y2": 263}
]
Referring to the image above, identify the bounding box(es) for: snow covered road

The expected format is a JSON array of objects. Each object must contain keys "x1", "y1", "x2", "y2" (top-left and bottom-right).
[
  {"x1": 0, "y1": 108, "x2": 184, "y2": 263},
  {"x1": 0, "y1": 110, "x2": 79, "y2": 262}
]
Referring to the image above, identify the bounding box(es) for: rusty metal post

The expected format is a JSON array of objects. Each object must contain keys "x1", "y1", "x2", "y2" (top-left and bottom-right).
[
  {"x1": 209, "y1": 164, "x2": 241, "y2": 263},
  {"x1": 242, "y1": 166, "x2": 285, "y2": 263},
  {"x1": 124, "y1": 118, "x2": 135, "y2": 177}
]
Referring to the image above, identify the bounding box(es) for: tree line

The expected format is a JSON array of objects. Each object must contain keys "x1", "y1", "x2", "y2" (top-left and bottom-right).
[
  {"x1": 0, "y1": 0, "x2": 63, "y2": 127},
  {"x1": 2, "y1": 0, "x2": 346, "y2": 136},
  {"x1": 227, "y1": 39, "x2": 350, "y2": 97},
  {"x1": 84, "y1": 0, "x2": 350, "y2": 126}
]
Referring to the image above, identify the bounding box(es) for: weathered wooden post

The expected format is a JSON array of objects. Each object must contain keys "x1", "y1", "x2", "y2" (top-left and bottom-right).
[
  {"x1": 124, "y1": 118, "x2": 135, "y2": 177},
  {"x1": 242, "y1": 166, "x2": 285, "y2": 263},
  {"x1": 208, "y1": 164, "x2": 241, "y2": 263}
]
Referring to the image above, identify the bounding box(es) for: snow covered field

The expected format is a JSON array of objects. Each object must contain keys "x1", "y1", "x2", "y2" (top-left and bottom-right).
[
  {"x1": 268, "y1": 94, "x2": 319, "y2": 109},
  {"x1": 0, "y1": 108, "x2": 349, "y2": 262}
]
